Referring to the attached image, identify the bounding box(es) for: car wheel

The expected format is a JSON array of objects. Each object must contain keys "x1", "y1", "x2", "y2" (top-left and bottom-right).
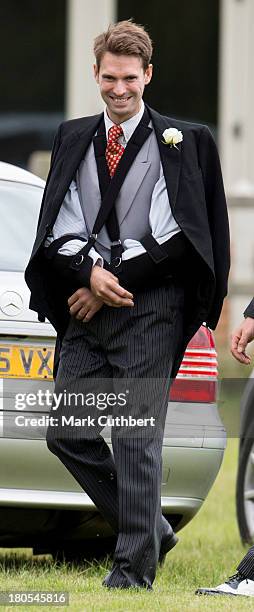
[{"x1": 237, "y1": 424, "x2": 254, "y2": 543}]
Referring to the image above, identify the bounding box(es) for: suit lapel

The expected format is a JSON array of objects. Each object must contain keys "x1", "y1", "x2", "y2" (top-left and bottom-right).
[
  {"x1": 93, "y1": 120, "x2": 152, "y2": 228},
  {"x1": 147, "y1": 105, "x2": 182, "y2": 210},
  {"x1": 117, "y1": 157, "x2": 151, "y2": 224},
  {"x1": 93, "y1": 128, "x2": 110, "y2": 196},
  {"x1": 92, "y1": 111, "x2": 152, "y2": 233},
  {"x1": 52, "y1": 113, "x2": 103, "y2": 210}
]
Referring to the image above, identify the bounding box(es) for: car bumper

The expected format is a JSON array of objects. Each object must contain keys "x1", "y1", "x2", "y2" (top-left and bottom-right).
[{"x1": 0, "y1": 396, "x2": 226, "y2": 533}]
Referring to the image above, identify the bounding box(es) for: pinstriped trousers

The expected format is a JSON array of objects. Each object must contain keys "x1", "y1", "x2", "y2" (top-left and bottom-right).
[
  {"x1": 237, "y1": 547, "x2": 254, "y2": 580},
  {"x1": 46, "y1": 283, "x2": 184, "y2": 589}
]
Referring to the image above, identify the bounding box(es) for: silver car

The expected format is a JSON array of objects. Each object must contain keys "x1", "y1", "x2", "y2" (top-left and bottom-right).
[{"x1": 0, "y1": 161, "x2": 226, "y2": 559}]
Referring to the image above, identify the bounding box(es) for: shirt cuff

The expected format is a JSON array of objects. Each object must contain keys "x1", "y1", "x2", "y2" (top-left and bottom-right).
[
  {"x1": 51, "y1": 237, "x2": 103, "y2": 268},
  {"x1": 89, "y1": 248, "x2": 104, "y2": 267}
]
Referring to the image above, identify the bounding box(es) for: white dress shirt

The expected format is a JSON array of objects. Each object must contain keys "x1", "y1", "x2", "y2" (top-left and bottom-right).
[{"x1": 45, "y1": 100, "x2": 180, "y2": 263}]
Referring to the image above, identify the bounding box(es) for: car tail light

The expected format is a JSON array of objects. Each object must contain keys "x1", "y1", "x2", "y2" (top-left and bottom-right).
[{"x1": 169, "y1": 325, "x2": 218, "y2": 403}]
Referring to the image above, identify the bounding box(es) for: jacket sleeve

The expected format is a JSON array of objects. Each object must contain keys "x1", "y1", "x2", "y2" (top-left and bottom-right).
[
  {"x1": 244, "y1": 298, "x2": 254, "y2": 319},
  {"x1": 45, "y1": 250, "x2": 99, "y2": 292},
  {"x1": 37, "y1": 125, "x2": 99, "y2": 290},
  {"x1": 36, "y1": 124, "x2": 63, "y2": 233},
  {"x1": 198, "y1": 126, "x2": 230, "y2": 329},
  {"x1": 46, "y1": 252, "x2": 94, "y2": 294}
]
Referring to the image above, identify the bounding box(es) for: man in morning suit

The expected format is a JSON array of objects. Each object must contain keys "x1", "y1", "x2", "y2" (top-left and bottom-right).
[{"x1": 25, "y1": 20, "x2": 230, "y2": 590}]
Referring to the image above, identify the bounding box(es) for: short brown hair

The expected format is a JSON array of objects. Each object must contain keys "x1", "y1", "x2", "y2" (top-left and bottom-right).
[{"x1": 94, "y1": 19, "x2": 153, "y2": 70}]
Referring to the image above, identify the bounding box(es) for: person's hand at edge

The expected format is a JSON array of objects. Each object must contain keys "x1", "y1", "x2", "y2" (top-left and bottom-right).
[{"x1": 231, "y1": 317, "x2": 254, "y2": 364}]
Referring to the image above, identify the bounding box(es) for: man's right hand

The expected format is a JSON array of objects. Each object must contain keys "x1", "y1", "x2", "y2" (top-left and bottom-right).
[
  {"x1": 90, "y1": 266, "x2": 134, "y2": 308},
  {"x1": 231, "y1": 317, "x2": 254, "y2": 364}
]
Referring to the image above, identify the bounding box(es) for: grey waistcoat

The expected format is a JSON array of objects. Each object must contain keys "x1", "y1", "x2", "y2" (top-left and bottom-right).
[{"x1": 76, "y1": 127, "x2": 161, "y2": 262}]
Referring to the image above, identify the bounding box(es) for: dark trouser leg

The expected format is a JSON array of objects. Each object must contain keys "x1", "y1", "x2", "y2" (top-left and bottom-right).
[
  {"x1": 103, "y1": 284, "x2": 184, "y2": 589},
  {"x1": 46, "y1": 318, "x2": 172, "y2": 542},
  {"x1": 46, "y1": 317, "x2": 119, "y2": 533},
  {"x1": 237, "y1": 546, "x2": 254, "y2": 580},
  {"x1": 46, "y1": 284, "x2": 184, "y2": 588},
  {"x1": 105, "y1": 432, "x2": 166, "y2": 589},
  {"x1": 47, "y1": 436, "x2": 119, "y2": 533}
]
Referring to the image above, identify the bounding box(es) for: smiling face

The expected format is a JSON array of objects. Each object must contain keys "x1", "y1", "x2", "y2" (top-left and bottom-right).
[{"x1": 94, "y1": 52, "x2": 153, "y2": 124}]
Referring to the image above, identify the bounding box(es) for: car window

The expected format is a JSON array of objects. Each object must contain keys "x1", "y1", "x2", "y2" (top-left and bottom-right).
[{"x1": 0, "y1": 180, "x2": 43, "y2": 272}]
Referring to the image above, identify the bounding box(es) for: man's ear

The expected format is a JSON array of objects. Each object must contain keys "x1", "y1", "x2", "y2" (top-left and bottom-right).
[
  {"x1": 93, "y1": 63, "x2": 99, "y2": 83},
  {"x1": 144, "y1": 63, "x2": 153, "y2": 85}
]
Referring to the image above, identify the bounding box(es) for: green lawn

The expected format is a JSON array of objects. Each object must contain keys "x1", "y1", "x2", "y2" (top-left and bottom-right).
[{"x1": 0, "y1": 438, "x2": 252, "y2": 611}]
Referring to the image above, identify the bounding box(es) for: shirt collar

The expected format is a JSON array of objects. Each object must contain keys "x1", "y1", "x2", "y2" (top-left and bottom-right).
[{"x1": 104, "y1": 100, "x2": 145, "y2": 143}]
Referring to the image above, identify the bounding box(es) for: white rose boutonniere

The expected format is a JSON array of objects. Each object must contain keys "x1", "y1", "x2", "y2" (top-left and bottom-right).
[{"x1": 162, "y1": 128, "x2": 183, "y2": 149}]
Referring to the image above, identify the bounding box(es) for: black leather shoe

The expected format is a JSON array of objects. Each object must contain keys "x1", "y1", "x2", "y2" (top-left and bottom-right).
[
  {"x1": 102, "y1": 565, "x2": 153, "y2": 590},
  {"x1": 159, "y1": 526, "x2": 179, "y2": 566}
]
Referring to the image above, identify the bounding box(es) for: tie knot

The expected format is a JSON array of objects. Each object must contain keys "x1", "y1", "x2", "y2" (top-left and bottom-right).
[{"x1": 108, "y1": 124, "x2": 123, "y2": 143}]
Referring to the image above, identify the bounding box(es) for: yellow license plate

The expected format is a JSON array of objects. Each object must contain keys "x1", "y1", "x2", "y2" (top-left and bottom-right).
[{"x1": 0, "y1": 344, "x2": 54, "y2": 379}]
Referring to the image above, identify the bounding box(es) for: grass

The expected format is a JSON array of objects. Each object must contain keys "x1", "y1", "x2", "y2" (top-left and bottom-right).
[{"x1": 0, "y1": 439, "x2": 252, "y2": 610}]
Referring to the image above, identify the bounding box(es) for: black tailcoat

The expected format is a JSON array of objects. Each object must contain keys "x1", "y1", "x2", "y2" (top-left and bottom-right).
[{"x1": 25, "y1": 105, "x2": 230, "y2": 377}]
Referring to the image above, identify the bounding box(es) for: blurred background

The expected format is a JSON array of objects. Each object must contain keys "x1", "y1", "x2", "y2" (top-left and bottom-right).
[{"x1": 1, "y1": 0, "x2": 254, "y2": 349}]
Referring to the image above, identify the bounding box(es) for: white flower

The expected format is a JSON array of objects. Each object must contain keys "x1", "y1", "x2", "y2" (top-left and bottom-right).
[{"x1": 162, "y1": 128, "x2": 183, "y2": 148}]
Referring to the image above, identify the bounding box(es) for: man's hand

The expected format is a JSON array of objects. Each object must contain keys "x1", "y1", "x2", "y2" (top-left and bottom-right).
[
  {"x1": 90, "y1": 266, "x2": 134, "y2": 308},
  {"x1": 68, "y1": 287, "x2": 104, "y2": 322},
  {"x1": 231, "y1": 317, "x2": 254, "y2": 364}
]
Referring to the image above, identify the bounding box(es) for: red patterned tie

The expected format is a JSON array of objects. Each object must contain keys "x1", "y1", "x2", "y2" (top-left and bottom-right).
[{"x1": 106, "y1": 124, "x2": 125, "y2": 177}]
